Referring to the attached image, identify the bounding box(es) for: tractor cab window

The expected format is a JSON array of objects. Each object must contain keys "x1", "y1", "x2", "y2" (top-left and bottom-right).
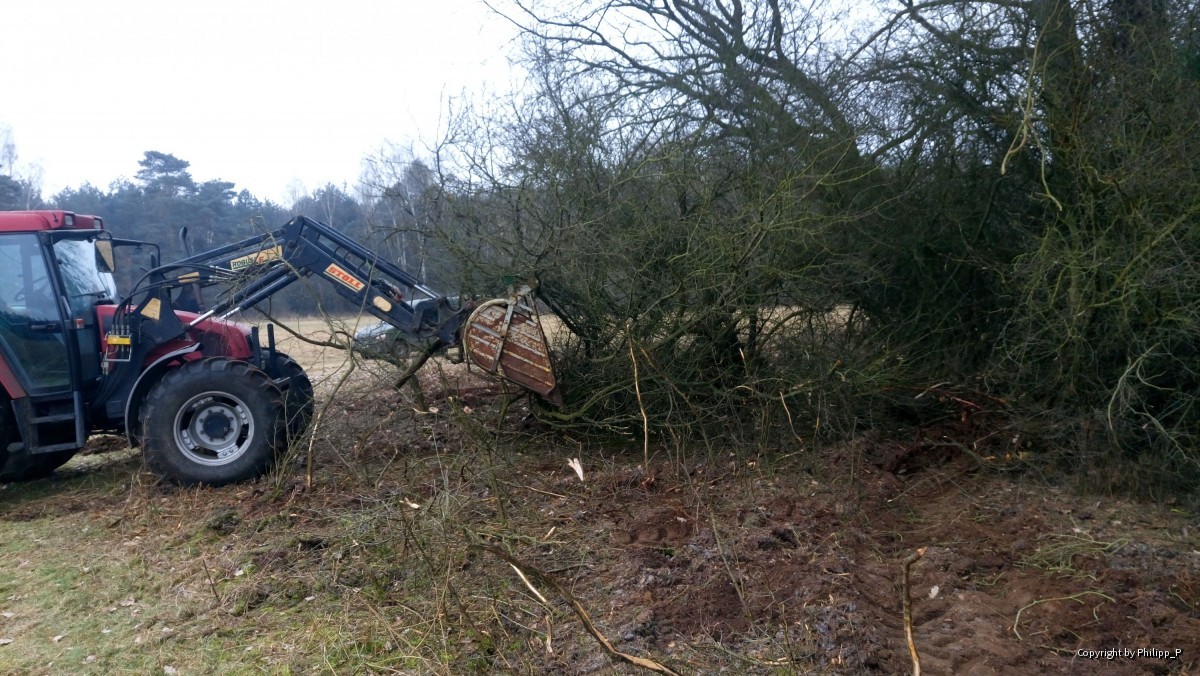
[
  {"x1": 53, "y1": 236, "x2": 118, "y2": 317},
  {"x1": 0, "y1": 233, "x2": 70, "y2": 391},
  {"x1": 0, "y1": 234, "x2": 60, "y2": 323}
]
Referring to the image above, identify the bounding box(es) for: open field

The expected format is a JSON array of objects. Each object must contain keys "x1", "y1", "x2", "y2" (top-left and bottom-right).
[{"x1": 2, "y1": 318, "x2": 1200, "y2": 674}]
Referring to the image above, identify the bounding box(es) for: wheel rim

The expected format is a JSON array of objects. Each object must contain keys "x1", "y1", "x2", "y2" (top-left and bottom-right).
[{"x1": 173, "y1": 391, "x2": 256, "y2": 467}]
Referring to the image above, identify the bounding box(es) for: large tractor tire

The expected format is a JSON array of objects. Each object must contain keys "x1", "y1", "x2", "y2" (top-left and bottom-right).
[
  {"x1": 264, "y1": 352, "x2": 314, "y2": 439},
  {"x1": 140, "y1": 357, "x2": 286, "y2": 487}
]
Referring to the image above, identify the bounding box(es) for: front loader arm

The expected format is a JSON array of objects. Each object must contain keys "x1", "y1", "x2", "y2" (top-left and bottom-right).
[
  {"x1": 154, "y1": 216, "x2": 466, "y2": 347},
  {"x1": 122, "y1": 216, "x2": 561, "y2": 403}
]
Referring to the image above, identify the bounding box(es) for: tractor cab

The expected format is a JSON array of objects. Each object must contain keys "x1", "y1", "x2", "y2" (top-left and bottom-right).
[
  {"x1": 0, "y1": 211, "x2": 117, "y2": 465},
  {"x1": 0, "y1": 211, "x2": 116, "y2": 393}
]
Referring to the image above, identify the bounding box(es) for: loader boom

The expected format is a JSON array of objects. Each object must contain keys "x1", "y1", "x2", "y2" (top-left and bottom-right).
[{"x1": 122, "y1": 215, "x2": 560, "y2": 401}]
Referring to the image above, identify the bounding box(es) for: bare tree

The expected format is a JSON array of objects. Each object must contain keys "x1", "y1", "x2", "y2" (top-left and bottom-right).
[{"x1": 0, "y1": 125, "x2": 16, "y2": 177}]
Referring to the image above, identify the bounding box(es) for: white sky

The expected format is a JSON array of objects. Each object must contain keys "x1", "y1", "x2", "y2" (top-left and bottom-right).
[{"x1": 0, "y1": 0, "x2": 522, "y2": 204}]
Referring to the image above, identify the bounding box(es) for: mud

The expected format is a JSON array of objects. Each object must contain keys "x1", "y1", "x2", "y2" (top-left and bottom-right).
[{"x1": 517, "y1": 447, "x2": 1200, "y2": 674}]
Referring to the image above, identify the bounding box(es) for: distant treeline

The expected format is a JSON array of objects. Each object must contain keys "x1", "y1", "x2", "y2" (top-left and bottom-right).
[{"x1": 1, "y1": 150, "x2": 455, "y2": 316}]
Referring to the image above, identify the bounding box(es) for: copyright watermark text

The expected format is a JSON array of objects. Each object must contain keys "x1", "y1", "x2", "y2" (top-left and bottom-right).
[{"x1": 1077, "y1": 648, "x2": 1183, "y2": 660}]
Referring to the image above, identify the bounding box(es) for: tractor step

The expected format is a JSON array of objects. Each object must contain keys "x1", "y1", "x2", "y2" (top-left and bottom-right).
[
  {"x1": 12, "y1": 392, "x2": 87, "y2": 455},
  {"x1": 28, "y1": 442, "x2": 79, "y2": 454},
  {"x1": 30, "y1": 413, "x2": 78, "y2": 424}
]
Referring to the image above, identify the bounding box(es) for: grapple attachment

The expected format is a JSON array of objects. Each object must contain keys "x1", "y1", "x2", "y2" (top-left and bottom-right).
[{"x1": 462, "y1": 292, "x2": 562, "y2": 405}]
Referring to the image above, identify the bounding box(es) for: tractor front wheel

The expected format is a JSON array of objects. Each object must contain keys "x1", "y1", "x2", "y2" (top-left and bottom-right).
[{"x1": 141, "y1": 357, "x2": 285, "y2": 486}]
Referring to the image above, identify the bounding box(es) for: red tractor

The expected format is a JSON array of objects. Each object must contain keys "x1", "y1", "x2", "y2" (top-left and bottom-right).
[{"x1": 0, "y1": 210, "x2": 559, "y2": 485}]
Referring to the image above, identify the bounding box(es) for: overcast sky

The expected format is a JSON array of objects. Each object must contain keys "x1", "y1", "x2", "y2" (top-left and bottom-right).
[{"x1": 0, "y1": 0, "x2": 521, "y2": 204}]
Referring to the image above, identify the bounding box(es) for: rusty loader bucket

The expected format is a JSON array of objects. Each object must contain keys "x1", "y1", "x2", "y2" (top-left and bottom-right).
[{"x1": 462, "y1": 291, "x2": 562, "y2": 405}]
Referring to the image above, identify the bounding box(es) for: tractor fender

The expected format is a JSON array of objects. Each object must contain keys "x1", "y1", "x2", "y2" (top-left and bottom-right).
[
  {"x1": 0, "y1": 353, "x2": 27, "y2": 400},
  {"x1": 123, "y1": 343, "x2": 202, "y2": 448}
]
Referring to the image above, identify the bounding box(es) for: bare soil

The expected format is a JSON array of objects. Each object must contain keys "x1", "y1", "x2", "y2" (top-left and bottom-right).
[{"x1": 1, "y1": 336, "x2": 1198, "y2": 674}]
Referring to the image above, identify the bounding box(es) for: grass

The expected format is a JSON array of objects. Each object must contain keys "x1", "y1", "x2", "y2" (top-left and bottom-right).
[
  {"x1": 0, "y1": 392, "x2": 602, "y2": 674},
  {"x1": 4, "y1": 471, "x2": 439, "y2": 673}
]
